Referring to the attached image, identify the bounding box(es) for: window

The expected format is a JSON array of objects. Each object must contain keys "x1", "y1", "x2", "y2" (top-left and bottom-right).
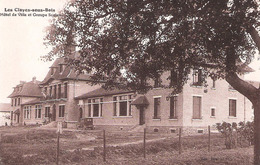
[
  {"x1": 11, "y1": 99, "x2": 13, "y2": 106},
  {"x1": 212, "y1": 78, "x2": 216, "y2": 89},
  {"x1": 45, "y1": 107, "x2": 50, "y2": 117},
  {"x1": 54, "y1": 85, "x2": 57, "y2": 99},
  {"x1": 128, "y1": 95, "x2": 132, "y2": 116},
  {"x1": 58, "y1": 84, "x2": 61, "y2": 98},
  {"x1": 193, "y1": 96, "x2": 202, "y2": 119},
  {"x1": 15, "y1": 98, "x2": 17, "y2": 106},
  {"x1": 192, "y1": 69, "x2": 203, "y2": 86},
  {"x1": 229, "y1": 99, "x2": 237, "y2": 117},
  {"x1": 44, "y1": 87, "x2": 47, "y2": 93},
  {"x1": 88, "y1": 99, "x2": 91, "y2": 117},
  {"x1": 113, "y1": 95, "x2": 133, "y2": 117},
  {"x1": 49, "y1": 86, "x2": 52, "y2": 97},
  {"x1": 59, "y1": 105, "x2": 65, "y2": 117},
  {"x1": 113, "y1": 97, "x2": 117, "y2": 116},
  {"x1": 18, "y1": 98, "x2": 20, "y2": 105},
  {"x1": 170, "y1": 96, "x2": 178, "y2": 119},
  {"x1": 35, "y1": 105, "x2": 42, "y2": 119},
  {"x1": 170, "y1": 70, "x2": 178, "y2": 87},
  {"x1": 154, "y1": 97, "x2": 161, "y2": 119},
  {"x1": 211, "y1": 107, "x2": 216, "y2": 117},
  {"x1": 88, "y1": 98, "x2": 103, "y2": 117},
  {"x1": 93, "y1": 99, "x2": 100, "y2": 117},
  {"x1": 64, "y1": 83, "x2": 68, "y2": 98},
  {"x1": 154, "y1": 75, "x2": 161, "y2": 88},
  {"x1": 51, "y1": 68, "x2": 54, "y2": 75},
  {"x1": 59, "y1": 64, "x2": 63, "y2": 73},
  {"x1": 24, "y1": 106, "x2": 31, "y2": 119}
]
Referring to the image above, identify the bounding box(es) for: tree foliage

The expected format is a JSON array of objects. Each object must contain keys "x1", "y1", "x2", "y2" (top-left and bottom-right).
[{"x1": 44, "y1": 0, "x2": 259, "y2": 94}]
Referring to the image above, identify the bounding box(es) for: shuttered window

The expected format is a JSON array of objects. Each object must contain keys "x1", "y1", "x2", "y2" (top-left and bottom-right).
[
  {"x1": 229, "y1": 99, "x2": 236, "y2": 117},
  {"x1": 193, "y1": 96, "x2": 202, "y2": 119},
  {"x1": 154, "y1": 97, "x2": 161, "y2": 119},
  {"x1": 170, "y1": 96, "x2": 178, "y2": 119}
]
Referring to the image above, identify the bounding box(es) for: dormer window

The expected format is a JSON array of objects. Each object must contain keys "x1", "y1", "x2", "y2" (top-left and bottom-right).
[
  {"x1": 192, "y1": 69, "x2": 203, "y2": 86},
  {"x1": 154, "y1": 75, "x2": 162, "y2": 88},
  {"x1": 51, "y1": 68, "x2": 54, "y2": 75},
  {"x1": 59, "y1": 64, "x2": 63, "y2": 73}
]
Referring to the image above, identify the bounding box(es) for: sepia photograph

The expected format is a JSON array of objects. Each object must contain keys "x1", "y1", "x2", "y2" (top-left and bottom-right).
[{"x1": 0, "y1": 0, "x2": 260, "y2": 164}]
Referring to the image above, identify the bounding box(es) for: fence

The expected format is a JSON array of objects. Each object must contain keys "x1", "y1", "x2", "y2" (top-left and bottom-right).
[{"x1": 0, "y1": 125, "x2": 253, "y2": 165}]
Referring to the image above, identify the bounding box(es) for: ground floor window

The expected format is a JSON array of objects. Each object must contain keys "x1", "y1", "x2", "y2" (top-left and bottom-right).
[
  {"x1": 88, "y1": 98, "x2": 103, "y2": 117},
  {"x1": 170, "y1": 96, "x2": 178, "y2": 119},
  {"x1": 211, "y1": 107, "x2": 216, "y2": 117},
  {"x1": 229, "y1": 99, "x2": 237, "y2": 117},
  {"x1": 35, "y1": 105, "x2": 42, "y2": 119},
  {"x1": 113, "y1": 95, "x2": 133, "y2": 117},
  {"x1": 59, "y1": 105, "x2": 65, "y2": 117},
  {"x1": 24, "y1": 106, "x2": 31, "y2": 119},
  {"x1": 193, "y1": 96, "x2": 202, "y2": 119},
  {"x1": 154, "y1": 97, "x2": 161, "y2": 119},
  {"x1": 45, "y1": 107, "x2": 50, "y2": 117}
]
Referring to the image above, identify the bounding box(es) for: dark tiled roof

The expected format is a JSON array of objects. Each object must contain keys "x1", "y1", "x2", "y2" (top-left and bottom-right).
[
  {"x1": 8, "y1": 80, "x2": 43, "y2": 98},
  {"x1": 22, "y1": 98, "x2": 42, "y2": 105},
  {"x1": 40, "y1": 58, "x2": 92, "y2": 85},
  {"x1": 75, "y1": 87, "x2": 134, "y2": 99},
  {"x1": 247, "y1": 80, "x2": 260, "y2": 88},
  {"x1": 131, "y1": 96, "x2": 149, "y2": 105},
  {"x1": 0, "y1": 103, "x2": 12, "y2": 112}
]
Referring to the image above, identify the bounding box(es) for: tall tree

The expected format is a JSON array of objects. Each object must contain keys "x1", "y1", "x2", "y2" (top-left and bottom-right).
[{"x1": 44, "y1": 0, "x2": 260, "y2": 163}]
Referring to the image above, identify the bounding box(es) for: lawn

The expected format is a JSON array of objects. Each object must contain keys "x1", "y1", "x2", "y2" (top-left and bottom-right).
[{"x1": 0, "y1": 126, "x2": 253, "y2": 165}]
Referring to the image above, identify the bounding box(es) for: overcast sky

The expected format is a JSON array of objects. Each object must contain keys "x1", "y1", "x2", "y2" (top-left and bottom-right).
[
  {"x1": 0, "y1": 0, "x2": 68, "y2": 103},
  {"x1": 0, "y1": 0, "x2": 259, "y2": 104}
]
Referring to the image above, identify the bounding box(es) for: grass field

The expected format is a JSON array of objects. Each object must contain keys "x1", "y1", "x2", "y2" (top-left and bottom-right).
[{"x1": 0, "y1": 126, "x2": 254, "y2": 165}]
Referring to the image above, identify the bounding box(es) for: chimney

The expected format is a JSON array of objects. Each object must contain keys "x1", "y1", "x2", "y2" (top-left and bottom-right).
[
  {"x1": 32, "y1": 77, "x2": 37, "y2": 83},
  {"x1": 20, "y1": 81, "x2": 26, "y2": 84}
]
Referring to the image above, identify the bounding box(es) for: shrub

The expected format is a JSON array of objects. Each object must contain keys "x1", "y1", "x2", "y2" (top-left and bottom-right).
[
  {"x1": 237, "y1": 121, "x2": 254, "y2": 145},
  {"x1": 216, "y1": 122, "x2": 237, "y2": 149}
]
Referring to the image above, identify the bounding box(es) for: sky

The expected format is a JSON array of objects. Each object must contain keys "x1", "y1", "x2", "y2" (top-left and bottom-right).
[
  {"x1": 0, "y1": 0, "x2": 260, "y2": 104},
  {"x1": 0, "y1": 0, "x2": 68, "y2": 103}
]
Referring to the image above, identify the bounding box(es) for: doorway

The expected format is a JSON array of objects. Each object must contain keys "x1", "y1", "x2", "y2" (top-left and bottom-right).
[{"x1": 139, "y1": 106, "x2": 145, "y2": 125}]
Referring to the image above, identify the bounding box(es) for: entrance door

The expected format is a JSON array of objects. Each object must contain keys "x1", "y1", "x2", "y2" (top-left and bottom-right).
[
  {"x1": 139, "y1": 106, "x2": 145, "y2": 125},
  {"x1": 52, "y1": 105, "x2": 56, "y2": 121}
]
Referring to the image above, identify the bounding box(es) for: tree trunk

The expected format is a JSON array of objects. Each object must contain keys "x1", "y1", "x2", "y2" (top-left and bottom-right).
[{"x1": 253, "y1": 101, "x2": 260, "y2": 165}]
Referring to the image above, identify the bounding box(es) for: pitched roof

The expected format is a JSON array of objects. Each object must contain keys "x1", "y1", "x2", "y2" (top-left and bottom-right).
[
  {"x1": 131, "y1": 96, "x2": 149, "y2": 105},
  {"x1": 0, "y1": 103, "x2": 12, "y2": 112},
  {"x1": 247, "y1": 80, "x2": 260, "y2": 88},
  {"x1": 22, "y1": 98, "x2": 42, "y2": 105},
  {"x1": 75, "y1": 87, "x2": 134, "y2": 100},
  {"x1": 8, "y1": 78, "x2": 43, "y2": 98},
  {"x1": 40, "y1": 57, "x2": 93, "y2": 85}
]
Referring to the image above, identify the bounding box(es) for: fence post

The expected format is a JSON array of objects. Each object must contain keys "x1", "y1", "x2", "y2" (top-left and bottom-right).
[
  {"x1": 56, "y1": 131, "x2": 60, "y2": 165},
  {"x1": 179, "y1": 128, "x2": 182, "y2": 154},
  {"x1": 144, "y1": 128, "x2": 146, "y2": 158},
  {"x1": 103, "y1": 130, "x2": 106, "y2": 162},
  {"x1": 208, "y1": 125, "x2": 211, "y2": 152}
]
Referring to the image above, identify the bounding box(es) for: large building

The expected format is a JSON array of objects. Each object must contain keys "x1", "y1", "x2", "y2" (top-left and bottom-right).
[
  {"x1": 7, "y1": 58, "x2": 255, "y2": 132},
  {"x1": 75, "y1": 70, "x2": 254, "y2": 133},
  {"x1": 8, "y1": 58, "x2": 100, "y2": 127}
]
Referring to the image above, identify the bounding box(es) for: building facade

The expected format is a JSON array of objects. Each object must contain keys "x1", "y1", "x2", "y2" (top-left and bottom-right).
[
  {"x1": 10, "y1": 58, "x2": 100, "y2": 127},
  {"x1": 7, "y1": 57, "x2": 255, "y2": 132},
  {"x1": 8, "y1": 77, "x2": 43, "y2": 125},
  {"x1": 76, "y1": 70, "x2": 254, "y2": 133}
]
